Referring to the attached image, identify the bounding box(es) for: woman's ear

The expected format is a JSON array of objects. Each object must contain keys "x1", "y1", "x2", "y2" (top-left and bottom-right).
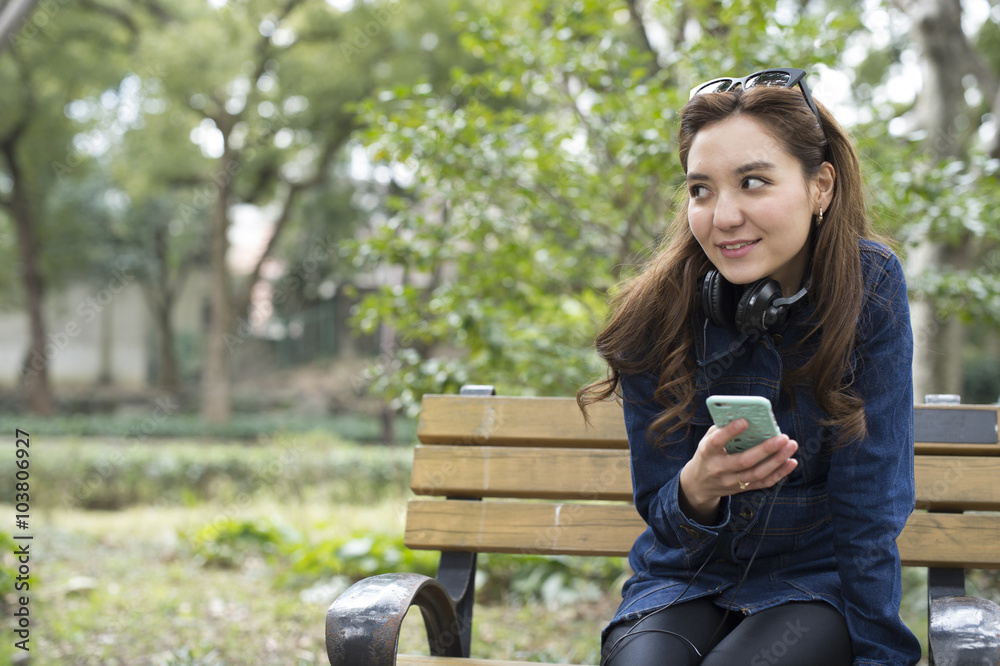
[{"x1": 813, "y1": 161, "x2": 836, "y2": 211}]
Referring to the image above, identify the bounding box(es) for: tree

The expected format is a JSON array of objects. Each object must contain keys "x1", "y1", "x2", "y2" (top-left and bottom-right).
[
  {"x1": 105, "y1": 0, "x2": 475, "y2": 422},
  {"x1": 0, "y1": 2, "x2": 137, "y2": 414},
  {"x1": 854, "y1": 0, "x2": 1000, "y2": 400},
  {"x1": 350, "y1": 0, "x2": 862, "y2": 414}
]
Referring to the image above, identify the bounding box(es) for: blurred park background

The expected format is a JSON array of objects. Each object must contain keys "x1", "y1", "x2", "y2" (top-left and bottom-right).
[{"x1": 1, "y1": 0, "x2": 999, "y2": 663}]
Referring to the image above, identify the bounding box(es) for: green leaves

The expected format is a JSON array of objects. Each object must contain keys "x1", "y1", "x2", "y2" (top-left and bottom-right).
[{"x1": 347, "y1": 0, "x2": 872, "y2": 412}]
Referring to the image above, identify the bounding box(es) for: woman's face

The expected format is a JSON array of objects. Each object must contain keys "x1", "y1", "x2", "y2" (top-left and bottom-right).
[{"x1": 686, "y1": 114, "x2": 833, "y2": 297}]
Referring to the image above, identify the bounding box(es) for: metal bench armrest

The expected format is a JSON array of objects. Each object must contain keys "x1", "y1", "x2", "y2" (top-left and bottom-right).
[
  {"x1": 326, "y1": 573, "x2": 465, "y2": 666},
  {"x1": 929, "y1": 595, "x2": 1000, "y2": 666}
]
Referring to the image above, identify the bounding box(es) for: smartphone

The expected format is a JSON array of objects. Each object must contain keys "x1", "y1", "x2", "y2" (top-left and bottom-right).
[{"x1": 706, "y1": 395, "x2": 781, "y2": 454}]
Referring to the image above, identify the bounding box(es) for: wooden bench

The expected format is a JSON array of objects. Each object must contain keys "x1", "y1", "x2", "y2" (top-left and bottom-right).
[{"x1": 326, "y1": 386, "x2": 1000, "y2": 666}]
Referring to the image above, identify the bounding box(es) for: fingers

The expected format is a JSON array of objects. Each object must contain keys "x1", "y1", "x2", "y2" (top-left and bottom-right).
[
  {"x1": 706, "y1": 419, "x2": 749, "y2": 452},
  {"x1": 732, "y1": 435, "x2": 798, "y2": 491}
]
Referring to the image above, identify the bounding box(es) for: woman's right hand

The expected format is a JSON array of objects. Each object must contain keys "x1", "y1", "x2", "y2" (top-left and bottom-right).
[{"x1": 678, "y1": 419, "x2": 798, "y2": 524}]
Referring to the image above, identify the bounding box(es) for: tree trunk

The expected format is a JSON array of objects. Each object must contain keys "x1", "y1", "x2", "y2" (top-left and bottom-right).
[
  {"x1": 152, "y1": 289, "x2": 180, "y2": 394},
  {"x1": 2, "y1": 138, "x2": 55, "y2": 415},
  {"x1": 200, "y1": 149, "x2": 236, "y2": 423},
  {"x1": 900, "y1": 0, "x2": 970, "y2": 402},
  {"x1": 149, "y1": 223, "x2": 181, "y2": 395}
]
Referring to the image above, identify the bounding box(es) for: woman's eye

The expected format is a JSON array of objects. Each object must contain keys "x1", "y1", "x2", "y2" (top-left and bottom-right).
[
  {"x1": 743, "y1": 176, "x2": 766, "y2": 190},
  {"x1": 689, "y1": 184, "x2": 708, "y2": 198}
]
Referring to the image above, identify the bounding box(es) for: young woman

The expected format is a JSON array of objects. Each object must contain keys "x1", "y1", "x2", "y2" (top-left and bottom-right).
[{"x1": 578, "y1": 68, "x2": 921, "y2": 665}]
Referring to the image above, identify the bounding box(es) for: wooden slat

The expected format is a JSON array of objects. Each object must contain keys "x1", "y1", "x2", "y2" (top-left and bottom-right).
[
  {"x1": 417, "y1": 395, "x2": 626, "y2": 448},
  {"x1": 406, "y1": 499, "x2": 1000, "y2": 569},
  {"x1": 418, "y1": 395, "x2": 1000, "y2": 454},
  {"x1": 399, "y1": 655, "x2": 588, "y2": 666},
  {"x1": 898, "y1": 513, "x2": 1000, "y2": 568},
  {"x1": 404, "y1": 500, "x2": 642, "y2": 557},
  {"x1": 410, "y1": 445, "x2": 632, "y2": 501},
  {"x1": 412, "y1": 446, "x2": 1000, "y2": 511},
  {"x1": 915, "y1": 456, "x2": 1000, "y2": 510}
]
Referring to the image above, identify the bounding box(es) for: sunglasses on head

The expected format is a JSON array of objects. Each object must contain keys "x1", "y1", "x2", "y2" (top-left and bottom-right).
[{"x1": 689, "y1": 67, "x2": 823, "y2": 132}]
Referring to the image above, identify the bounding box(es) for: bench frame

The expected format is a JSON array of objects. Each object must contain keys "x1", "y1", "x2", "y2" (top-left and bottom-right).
[{"x1": 327, "y1": 386, "x2": 1000, "y2": 666}]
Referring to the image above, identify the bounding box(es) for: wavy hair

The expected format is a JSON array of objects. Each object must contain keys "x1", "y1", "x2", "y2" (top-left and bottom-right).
[{"x1": 578, "y1": 84, "x2": 873, "y2": 447}]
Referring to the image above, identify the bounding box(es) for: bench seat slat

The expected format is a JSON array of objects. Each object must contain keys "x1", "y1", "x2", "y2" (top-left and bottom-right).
[
  {"x1": 897, "y1": 513, "x2": 1000, "y2": 568},
  {"x1": 405, "y1": 500, "x2": 642, "y2": 557},
  {"x1": 410, "y1": 445, "x2": 632, "y2": 501},
  {"x1": 405, "y1": 500, "x2": 1000, "y2": 568}
]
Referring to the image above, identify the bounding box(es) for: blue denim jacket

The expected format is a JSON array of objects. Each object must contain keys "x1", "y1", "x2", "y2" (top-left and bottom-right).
[{"x1": 609, "y1": 240, "x2": 921, "y2": 665}]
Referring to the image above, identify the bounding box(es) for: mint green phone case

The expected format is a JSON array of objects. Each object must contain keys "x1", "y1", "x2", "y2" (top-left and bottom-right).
[{"x1": 706, "y1": 395, "x2": 781, "y2": 454}]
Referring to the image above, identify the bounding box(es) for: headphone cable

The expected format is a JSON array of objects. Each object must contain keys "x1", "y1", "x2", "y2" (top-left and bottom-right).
[{"x1": 602, "y1": 478, "x2": 785, "y2": 665}]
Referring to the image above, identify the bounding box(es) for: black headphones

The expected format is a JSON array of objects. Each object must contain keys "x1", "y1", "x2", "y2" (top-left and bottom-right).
[{"x1": 699, "y1": 269, "x2": 809, "y2": 335}]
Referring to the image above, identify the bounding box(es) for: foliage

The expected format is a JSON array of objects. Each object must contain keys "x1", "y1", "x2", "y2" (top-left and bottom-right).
[
  {"x1": 0, "y1": 411, "x2": 416, "y2": 442},
  {"x1": 281, "y1": 530, "x2": 439, "y2": 587},
  {"x1": 477, "y1": 552, "x2": 625, "y2": 608},
  {"x1": 0, "y1": 434, "x2": 412, "y2": 510},
  {"x1": 182, "y1": 515, "x2": 303, "y2": 569},
  {"x1": 349, "y1": 0, "x2": 861, "y2": 414}
]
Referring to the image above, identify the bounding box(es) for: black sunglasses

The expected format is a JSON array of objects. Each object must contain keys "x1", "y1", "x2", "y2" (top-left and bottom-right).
[{"x1": 689, "y1": 67, "x2": 823, "y2": 133}]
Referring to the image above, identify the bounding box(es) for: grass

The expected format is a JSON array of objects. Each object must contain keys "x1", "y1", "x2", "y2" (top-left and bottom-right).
[
  {"x1": 1, "y1": 434, "x2": 996, "y2": 664},
  {"x1": 1, "y1": 498, "x2": 612, "y2": 664},
  {"x1": 0, "y1": 435, "x2": 614, "y2": 664}
]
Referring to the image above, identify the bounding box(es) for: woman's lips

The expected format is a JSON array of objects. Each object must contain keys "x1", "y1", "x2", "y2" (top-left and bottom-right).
[{"x1": 718, "y1": 239, "x2": 759, "y2": 259}]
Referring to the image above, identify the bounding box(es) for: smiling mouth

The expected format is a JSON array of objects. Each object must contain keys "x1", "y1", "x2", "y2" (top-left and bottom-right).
[{"x1": 720, "y1": 241, "x2": 758, "y2": 250}]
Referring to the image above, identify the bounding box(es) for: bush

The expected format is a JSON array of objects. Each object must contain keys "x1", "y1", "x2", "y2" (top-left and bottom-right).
[
  {"x1": 0, "y1": 435, "x2": 412, "y2": 510},
  {"x1": 178, "y1": 516, "x2": 439, "y2": 588},
  {"x1": 0, "y1": 413, "x2": 416, "y2": 443},
  {"x1": 477, "y1": 553, "x2": 625, "y2": 608}
]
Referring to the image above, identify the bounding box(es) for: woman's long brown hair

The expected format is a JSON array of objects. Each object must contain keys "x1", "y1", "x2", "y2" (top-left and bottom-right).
[{"x1": 578, "y1": 84, "x2": 872, "y2": 447}]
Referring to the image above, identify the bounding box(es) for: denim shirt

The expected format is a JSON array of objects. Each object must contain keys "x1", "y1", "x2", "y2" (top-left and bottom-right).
[{"x1": 610, "y1": 240, "x2": 921, "y2": 665}]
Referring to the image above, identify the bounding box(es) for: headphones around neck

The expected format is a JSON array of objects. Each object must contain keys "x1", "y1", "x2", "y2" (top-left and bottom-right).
[{"x1": 699, "y1": 269, "x2": 809, "y2": 335}]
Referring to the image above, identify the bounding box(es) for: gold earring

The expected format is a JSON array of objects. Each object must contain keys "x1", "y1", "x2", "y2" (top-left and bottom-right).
[{"x1": 817, "y1": 207, "x2": 823, "y2": 225}]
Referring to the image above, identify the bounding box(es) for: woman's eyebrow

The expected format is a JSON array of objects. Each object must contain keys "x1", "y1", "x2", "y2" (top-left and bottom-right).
[
  {"x1": 735, "y1": 160, "x2": 776, "y2": 174},
  {"x1": 687, "y1": 160, "x2": 777, "y2": 183}
]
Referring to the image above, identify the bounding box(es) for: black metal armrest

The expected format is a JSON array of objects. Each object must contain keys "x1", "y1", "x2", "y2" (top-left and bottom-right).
[
  {"x1": 326, "y1": 573, "x2": 465, "y2": 666},
  {"x1": 928, "y1": 595, "x2": 1000, "y2": 666}
]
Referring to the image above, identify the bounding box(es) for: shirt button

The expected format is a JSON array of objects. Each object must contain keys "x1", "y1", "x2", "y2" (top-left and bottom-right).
[{"x1": 772, "y1": 333, "x2": 783, "y2": 345}]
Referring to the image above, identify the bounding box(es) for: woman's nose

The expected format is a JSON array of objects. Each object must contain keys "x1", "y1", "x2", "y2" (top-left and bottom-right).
[{"x1": 712, "y1": 193, "x2": 744, "y2": 230}]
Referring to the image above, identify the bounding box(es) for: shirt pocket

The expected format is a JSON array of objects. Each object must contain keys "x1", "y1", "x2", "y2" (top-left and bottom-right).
[{"x1": 734, "y1": 489, "x2": 832, "y2": 567}]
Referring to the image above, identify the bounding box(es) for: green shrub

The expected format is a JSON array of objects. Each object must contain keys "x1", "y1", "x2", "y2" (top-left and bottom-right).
[
  {"x1": 282, "y1": 531, "x2": 439, "y2": 588},
  {"x1": 0, "y1": 413, "x2": 416, "y2": 443},
  {"x1": 477, "y1": 553, "x2": 625, "y2": 607},
  {"x1": 182, "y1": 516, "x2": 302, "y2": 568},
  {"x1": 178, "y1": 517, "x2": 438, "y2": 588},
  {"x1": 0, "y1": 436, "x2": 412, "y2": 510}
]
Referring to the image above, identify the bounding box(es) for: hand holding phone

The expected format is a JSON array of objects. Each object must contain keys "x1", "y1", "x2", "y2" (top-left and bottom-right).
[{"x1": 706, "y1": 395, "x2": 781, "y2": 454}]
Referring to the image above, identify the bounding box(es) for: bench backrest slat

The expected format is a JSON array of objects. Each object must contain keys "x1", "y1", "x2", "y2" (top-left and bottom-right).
[
  {"x1": 410, "y1": 445, "x2": 632, "y2": 501},
  {"x1": 411, "y1": 446, "x2": 1000, "y2": 510},
  {"x1": 410, "y1": 396, "x2": 1000, "y2": 569},
  {"x1": 417, "y1": 396, "x2": 1000, "y2": 454},
  {"x1": 417, "y1": 395, "x2": 627, "y2": 448}
]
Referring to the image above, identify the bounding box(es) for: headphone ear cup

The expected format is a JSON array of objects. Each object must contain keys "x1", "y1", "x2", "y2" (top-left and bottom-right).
[
  {"x1": 700, "y1": 270, "x2": 738, "y2": 329},
  {"x1": 735, "y1": 279, "x2": 783, "y2": 335}
]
